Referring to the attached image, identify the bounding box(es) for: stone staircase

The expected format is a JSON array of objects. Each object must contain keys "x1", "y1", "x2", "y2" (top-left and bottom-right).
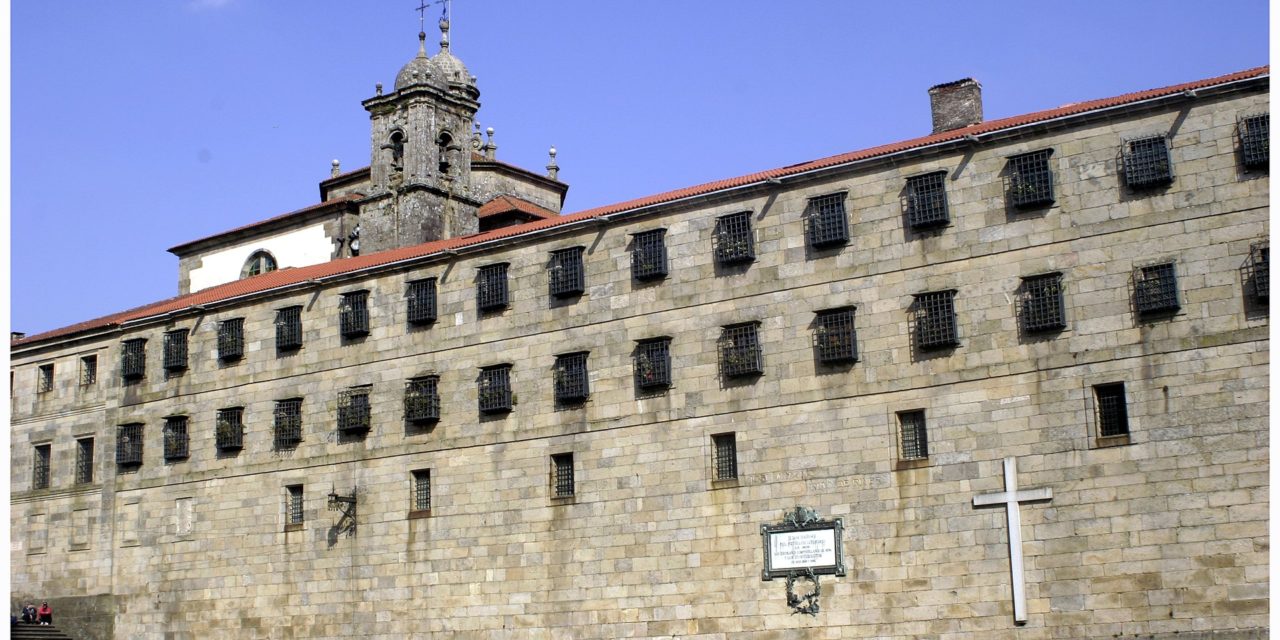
[{"x1": 10, "y1": 624, "x2": 76, "y2": 640}]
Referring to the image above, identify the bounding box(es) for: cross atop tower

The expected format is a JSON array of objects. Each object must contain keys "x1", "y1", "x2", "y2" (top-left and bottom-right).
[{"x1": 417, "y1": 0, "x2": 450, "y2": 31}]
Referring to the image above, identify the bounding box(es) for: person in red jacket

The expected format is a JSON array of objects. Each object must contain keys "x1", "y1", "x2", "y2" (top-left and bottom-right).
[{"x1": 36, "y1": 602, "x2": 51, "y2": 626}]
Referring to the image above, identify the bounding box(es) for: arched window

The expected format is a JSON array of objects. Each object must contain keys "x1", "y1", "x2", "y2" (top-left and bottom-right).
[
  {"x1": 389, "y1": 131, "x2": 405, "y2": 170},
  {"x1": 241, "y1": 250, "x2": 277, "y2": 278},
  {"x1": 437, "y1": 131, "x2": 454, "y2": 175}
]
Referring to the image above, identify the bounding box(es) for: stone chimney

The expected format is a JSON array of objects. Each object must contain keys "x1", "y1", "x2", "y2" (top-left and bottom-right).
[{"x1": 928, "y1": 78, "x2": 983, "y2": 133}]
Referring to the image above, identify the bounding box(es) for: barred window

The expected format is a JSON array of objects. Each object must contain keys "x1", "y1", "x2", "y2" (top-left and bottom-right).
[
  {"x1": 477, "y1": 263, "x2": 510, "y2": 312},
  {"x1": 806, "y1": 193, "x2": 849, "y2": 248},
  {"x1": 337, "y1": 386, "x2": 372, "y2": 434},
  {"x1": 273, "y1": 398, "x2": 303, "y2": 449},
  {"x1": 1122, "y1": 136, "x2": 1174, "y2": 188},
  {"x1": 552, "y1": 453, "x2": 575, "y2": 498},
  {"x1": 1094, "y1": 383, "x2": 1129, "y2": 437},
  {"x1": 815, "y1": 308, "x2": 858, "y2": 364},
  {"x1": 37, "y1": 364, "x2": 53, "y2": 393},
  {"x1": 905, "y1": 171, "x2": 950, "y2": 229},
  {"x1": 33, "y1": 444, "x2": 51, "y2": 490},
  {"x1": 75, "y1": 437, "x2": 94, "y2": 484},
  {"x1": 340, "y1": 291, "x2": 370, "y2": 338},
  {"x1": 1251, "y1": 242, "x2": 1269, "y2": 301},
  {"x1": 634, "y1": 338, "x2": 672, "y2": 389},
  {"x1": 80, "y1": 355, "x2": 97, "y2": 386},
  {"x1": 411, "y1": 469, "x2": 432, "y2": 513},
  {"x1": 719, "y1": 323, "x2": 763, "y2": 378},
  {"x1": 117, "y1": 423, "x2": 144, "y2": 466},
  {"x1": 218, "y1": 318, "x2": 244, "y2": 361},
  {"x1": 407, "y1": 278, "x2": 438, "y2": 325},
  {"x1": 1020, "y1": 273, "x2": 1066, "y2": 333},
  {"x1": 898, "y1": 410, "x2": 928, "y2": 460},
  {"x1": 1134, "y1": 263, "x2": 1179, "y2": 316},
  {"x1": 285, "y1": 485, "x2": 304, "y2": 527},
  {"x1": 631, "y1": 229, "x2": 668, "y2": 280},
  {"x1": 216, "y1": 407, "x2": 244, "y2": 451},
  {"x1": 1239, "y1": 113, "x2": 1269, "y2": 170},
  {"x1": 712, "y1": 433, "x2": 737, "y2": 481},
  {"x1": 549, "y1": 247, "x2": 585, "y2": 298},
  {"x1": 163, "y1": 329, "x2": 189, "y2": 372},
  {"x1": 554, "y1": 352, "x2": 590, "y2": 404},
  {"x1": 121, "y1": 338, "x2": 146, "y2": 381},
  {"x1": 405, "y1": 376, "x2": 441, "y2": 423},
  {"x1": 714, "y1": 212, "x2": 755, "y2": 265},
  {"x1": 163, "y1": 416, "x2": 190, "y2": 461},
  {"x1": 915, "y1": 290, "x2": 958, "y2": 350},
  {"x1": 275, "y1": 306, "x2": 303, "y2": 351},
  {"x1": 478, "y1": 365, "x2": 513, "y2": 413},
  {"x1": 1007, "y1": 149, "x2": 1055, "y2": 208}
]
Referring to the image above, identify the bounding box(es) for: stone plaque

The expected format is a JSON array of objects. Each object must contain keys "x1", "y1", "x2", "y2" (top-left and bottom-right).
[{"x1": 760, "y1": 507, "x2": 846, "y2": 580}]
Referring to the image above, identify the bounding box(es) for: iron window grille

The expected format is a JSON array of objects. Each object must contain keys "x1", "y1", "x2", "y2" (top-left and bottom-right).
[
  {"x1": 1252, "y1": 242, "x2": 1269, "y2": 301},
  {"x1": 1134, "y1": 263, "x2": 1180, "y2": 316},
  {"x1": 478, "y1": 365, "x2": 513, "y2": 413},
  {"x1": 163, "y1": 330, "x2": 189, "y2": 372},
  {"x1": 805, "y1": 193, "x2": 849, "y2": 248},
  {"x1": 286, "y1": 485, "x2": 304, "y2": 526},
  {"x1": 477, "y1": 263, "x2": 510, "y2": 312},
  {"x1": 340, "y1": 291, "x2": 370, "y2": 338},
  {"x1": 273, "y1": 398, "x2": 303, "y2": 448},
  {"x1": 117, "y1": 423, "x2": 143, "y2": 466},
  {"x1": 218, "y1": 318, "x2": 244, "y2": 361},
  {"x1": 1020, "y1": 273, "x2": 1066, "y2": 333},
  {"x1": 714, "y1": 212, "x2": 755, "y2": 265},
  {"x1": 33, "y1": 444, "x2": 50, "y2": 490},
  {"x1": 75, "y1": 438, "x2": 94, "y2": 484},
  {"x1": 404, "y1": 376, "x2": 441, "y2": 423},
  {"x1": 275, "y1": 306, "x2": 303, "y2": 351},
  {"x1": 412, "y1": 469, "x2": 431, "y2": 512},
  {"x1": 898, "y1": 410, "x2": 929, "y2": 460},
  {"x1": 712, "y1": 433, "x2": 738, "y2": 481},
  {"x1": 552, "y1": 453, "x2": 575, "y2": 498},
  {"x1": 337, "y1": 386, "x2": 372, "y2": 434},
  {"x1": 906, "y1": 171, "x2": 950, "y2": 229},
  {"x1": 1094, "y1": 383, "x2": 1129, "y2": 437},
  {"x1": 915, "y1": 290, "x2": 959, "y2": 350},
  {"x1": 216, "y1": 407, "x2": 244, "y2": 451},
  {"x1": 163, "y1": 416, "x2": 190, "y2": 461},
  {"x1": 1239, "y1": 113, "x2": 1269, "y2": 170},
  {"x1": 815, "y1": 308, "x2": 858, "y2": 364},
  {"x1": 80, "y1": 355, "x2": 97, "y2": 386},
  {"x1": 1122, "y1": 136, "x2": 1174, "y2": 188},
  {"x1": 631, "y1": 229, "x2": 668, "y2": 280},
  {"x1": 549, "y1": 247, "x2": 585, "y2": 298},
  {"x1": 554, "y1": 352, "x2": 590, "y2": 403},
  {"x1": 719, "y1": 323, "x2": 763, "y2": 378},
  {"x1": 37, "y1": 364, "x2": 53, "y2": 393},
  {"x1": 121, "y1": 338, "x2": 146, "y2": 382},
  {"x1": 634, "y1": 338, "x2": 672, "y2": 389},
  {"x1": 407, "y1": 278, "x2": 438, "y2": 325},
  {"x1": 1007, "y1": 149, "x2": 1055, "y2": 208}
]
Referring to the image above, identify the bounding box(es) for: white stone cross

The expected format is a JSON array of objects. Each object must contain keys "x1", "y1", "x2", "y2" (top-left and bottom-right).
[{"x1": 972, "y1": 456, "x2": 1052, "y2": 625}]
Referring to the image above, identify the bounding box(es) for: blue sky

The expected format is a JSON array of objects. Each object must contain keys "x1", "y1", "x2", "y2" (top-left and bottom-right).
[{"x1": 10, "y1": 0, "x2": 1270, "y2": 335}]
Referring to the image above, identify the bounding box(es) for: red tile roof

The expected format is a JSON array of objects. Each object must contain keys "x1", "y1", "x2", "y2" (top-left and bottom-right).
[
  {"x1": 477, "y1": 195, "x2": 557, "y2": 220},
  {"x1": 14, "y1": 65, "x2": 1268, "y2": 348}
]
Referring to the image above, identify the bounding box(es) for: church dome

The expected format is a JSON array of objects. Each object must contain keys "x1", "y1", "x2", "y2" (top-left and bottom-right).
[
  {"x1": 394, "y1": 32, "x2": 437, "y2": 91},
  {"x1": 429, "y1": 18, "x2": 474, "y2": 88}
]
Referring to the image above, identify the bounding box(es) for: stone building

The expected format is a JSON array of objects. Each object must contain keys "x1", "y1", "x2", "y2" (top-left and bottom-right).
[{"x1": 9, "y1": 17, "x2": 1270, "y2": 640}]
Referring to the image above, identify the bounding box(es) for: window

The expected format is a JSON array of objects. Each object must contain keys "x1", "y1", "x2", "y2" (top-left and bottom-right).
[
  {"x1": 285, "y1": 485, "x2": 304, "y2": 529},
  {"x1": 405, "y1": 376, "x2": 441, "y2": 423},
  {"x1": 1239, "y1": 113, "x2": 1269, "y2": 170},
  {"x1": 163, "y1": 329, "x2": 189, "y2": 373},
  {"x1": 631, "y1": 229, "x2": 668, "y2": 280},
  {"x1": 218, "y1": 318, "x2": 244, "y2": 361},
  {"x1": 1122, "y1": 136, "x2": 1174, "y2": 188},
  {"x1": 914, "y1": 290, "x2": 958, "y2": 350},
  {"x1": 719, "y1": 323, "x2": 763, "y2": 378},
  {"x1": 552, "y1": 453, "x2": 575, "y2": 498},
  {"x1": 340, "y1": 291, "x2": 370, "y2": 338},
  {"x1": 478, "y1": 365, "x2": 513, "y2": 413},
  {"x1": 273, "y1": 398, "x2": 303, "y2": 448},
  {"x1": 117, "y1": 423, "x2": 144, "y2": 466},
  {"x1": 216, "y1": 407, "x2": 244, "y2": 451},
  {"x1": 806, "y1": 193, "x2": 849, "y2": 248},
  {"x1": 275, "y1": 306, "x2": 303, "y2": 351},
  {"x1": 163, "y1": 416, "x2": 189, "y2": 461},
  {"x1": 33, "y1": 444, "x2": 51, "y2": 490},
  {"x1": 714, "y1": 212, "x2": 755, "y2": 265},
  {"x1": 242, "y1": 250, "x2": 277, "y2": 278},
  {"x1": 121, "y1": 338, "x2": 146, "y2": 382},
  {"x1": 634, "y1": 338, "x2": 672, "y2": 389},
  {"x1": 1134, "y1": 263, "x2": 1179, "y2": 316},
  {"x1": 1251, "y1": 242, "x2": 1269, "y2": 301},
  {"x1": 905, "y1": 171, "x2": 950, "y2": 229},
  {"x1": 75, "y1": 438, "x2": 94, "y2": 484},
  {"x1": 1094, "y1": 383, "x2": 1129, "y2": 438},
  {"x1": 411, "y1": 469, "x2": 431, "y2": 514},
  {"x1": 37, "y1": 364, "x2": 53, "y2": 393},
  {"x1": 815, "y1": 308, "x2": 858, "y2": 364},
  {"x1": 548, "y1": 247, "x2": 585, "y2": 298},
  {"x1": 898, "y1": 410, "x2": 929, "y2": 460},
  {"x1": 553, "y1": 352, "x2": 590, "y2": 404},
  {"x1": 1020, "y1": 273, "x2": 1066, "y2": 333},
  {"x1": 1007, "y1": 149, "x2": 1055, "y2": 208},
  {"x1": 712, "y1": 433, "x2": 737, "y2": 481},
  {"x1": 407, "y1": 278, "x2": 438, "y2": 325},
  {"x1": 80, "y1": 355, "x2": 97, "y2": 386},
  {"x1": 337, "y1": 386, "x2": 372, "y2": 434},
  {"x1": 477, "y1": 263, "x2": 510, "y2": 312}
]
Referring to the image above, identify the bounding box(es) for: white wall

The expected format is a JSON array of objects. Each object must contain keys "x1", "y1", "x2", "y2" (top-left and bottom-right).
[{"x1": 188, "y1": 224, "x2": 333, "y2": 292}]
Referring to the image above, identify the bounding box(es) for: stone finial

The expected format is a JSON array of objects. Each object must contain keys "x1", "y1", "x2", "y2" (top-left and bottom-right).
[
  {"x1": 546, "y1": 145, "x2": 559, "y2": 180},
  {"x1": 484, "y1": 127, "x2": 497, "y2": 160},
  {"x1": 375, "y1": 82, "x2": 383, "y2": 96},
  {"x1": 331, "y1": 159, "x2": 341, "y2": 178},
  {"x1": 928, "y1": 78, "x2": 983, "y2": 134},
  {"x1": 439, "y1": 17, "x2": 450, "y2": 51}
]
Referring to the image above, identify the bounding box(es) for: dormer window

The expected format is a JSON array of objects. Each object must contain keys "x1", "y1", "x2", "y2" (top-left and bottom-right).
[{"x1": 242, "y1": 250, "x2": 277, "y2": 278}]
